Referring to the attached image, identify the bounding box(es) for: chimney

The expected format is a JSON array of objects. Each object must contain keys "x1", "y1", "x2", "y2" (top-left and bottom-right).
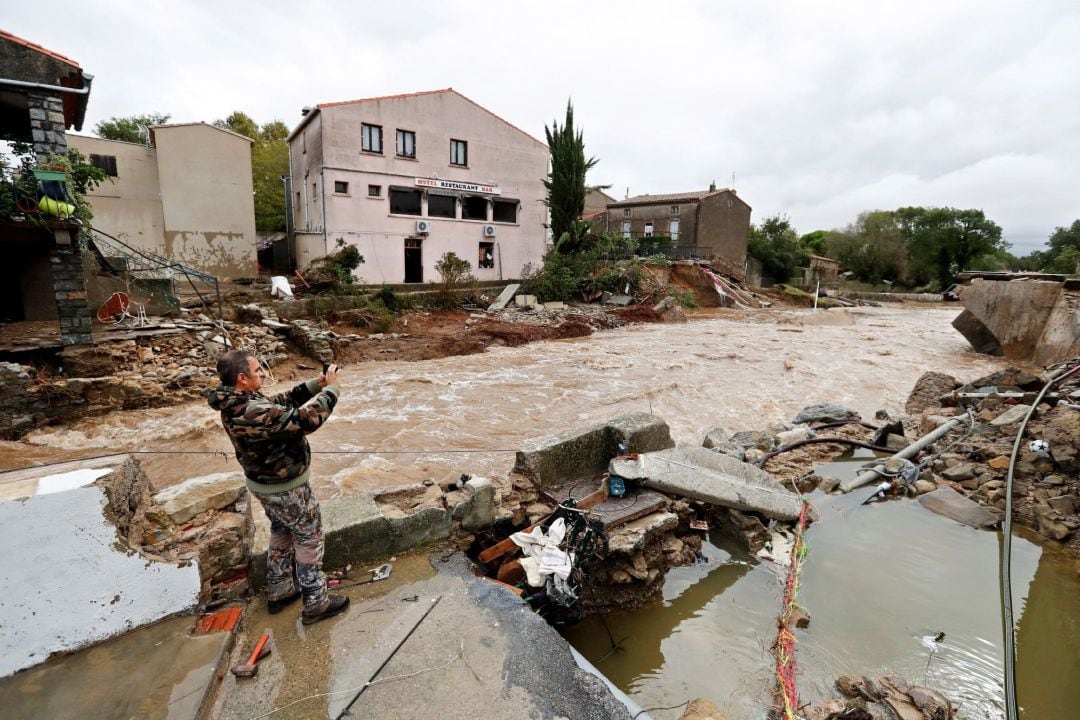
[{"x1": 709, "y1": 181, "x2": 717, "y2": 192}]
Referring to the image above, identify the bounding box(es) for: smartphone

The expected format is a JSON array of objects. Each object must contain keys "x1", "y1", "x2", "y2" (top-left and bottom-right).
[{"x1": 322, "y1": 362, "x2": 331, "y2": 375}]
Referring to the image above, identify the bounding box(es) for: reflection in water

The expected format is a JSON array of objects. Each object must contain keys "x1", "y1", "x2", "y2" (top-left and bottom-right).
[
  {"x1": 1, "y1": 307, "x2": 1006, "y2": 496},
  {"x1": 563, "y1": 460, "x2": 1080, "y2": 720}
]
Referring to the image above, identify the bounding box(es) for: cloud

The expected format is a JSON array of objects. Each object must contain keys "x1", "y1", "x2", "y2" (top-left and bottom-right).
[{"x1": 8, "y1": 0, "x2": 1078, "y2": 255}]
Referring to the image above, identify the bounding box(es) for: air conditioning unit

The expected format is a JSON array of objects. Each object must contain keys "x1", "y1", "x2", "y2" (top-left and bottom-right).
[
  {"x1": 416, "y1": 220, "x2": 431, "y2": 234},
  {"x1": 483, "y1": 224, "x2": 497, "y2": 237}
]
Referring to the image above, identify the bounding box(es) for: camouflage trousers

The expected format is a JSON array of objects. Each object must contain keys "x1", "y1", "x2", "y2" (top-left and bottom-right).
[{"x1": 255, "y1": 483, "x2": 328, "y2": 611}]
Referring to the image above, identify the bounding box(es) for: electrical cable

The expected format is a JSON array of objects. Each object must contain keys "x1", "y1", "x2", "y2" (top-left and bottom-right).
[
  {"x1": 756, "y1": 437, "x2": 894, "y2": 468},
  {"x1": 633, "y1": 699, "x2": 690, "y2": 718},
  {"x1": 1000, "y1": 361, "x2": 1080, "y2": 720}
]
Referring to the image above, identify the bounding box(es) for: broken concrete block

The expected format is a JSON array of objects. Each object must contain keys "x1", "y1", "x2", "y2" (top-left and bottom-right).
[
  {"x1": 512, "y1": 413, "x2": 674, "y2": 486},
  {"x1": 461, "y1": 477, "x2": 496, "y2": 530},
  {"x1": 542, "y1": 301, "x2": 565, "y2": 310},
  {"x1": 487, "y1": 284, "x2": 520, "y2": 311},
  {"x1": 918, "y1": 487, "x2": 999, "y2": 529},
  {"x1": 602, "y1": 294, "x2": 632, "y2": 306},
  {"x1": 990, "y1": 404, "x2": 1032, "y2": 426},
  {"x1": 611, "y1": 446, "x2": 804, "y2": 521},
  {"x1": 153, "y1": 472, "x2": 245, "y2": 525}
]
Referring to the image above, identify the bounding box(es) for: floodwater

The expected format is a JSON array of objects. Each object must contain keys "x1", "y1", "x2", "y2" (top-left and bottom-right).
[
  {"x1": 0, "y1": 305, "x2": 1008, "y2": 496},
  {"x1": 563, "y1": 455, "x2": 1080, "y2": 720}
]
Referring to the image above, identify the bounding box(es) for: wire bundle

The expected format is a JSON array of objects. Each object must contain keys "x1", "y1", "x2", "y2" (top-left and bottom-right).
[{"x1": 773, "y1": 501, "x2": 811, "y2": 720}]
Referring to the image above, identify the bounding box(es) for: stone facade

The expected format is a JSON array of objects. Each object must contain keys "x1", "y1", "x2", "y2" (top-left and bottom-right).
[
  {"x1": 49, "y1": 231, "x2": 93, "y2": 345},
  {"x1": 27, "y1": 91, "x2": 68, "y2": 157}
]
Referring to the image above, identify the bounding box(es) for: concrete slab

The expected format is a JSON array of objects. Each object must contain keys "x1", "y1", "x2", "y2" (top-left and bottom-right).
[
  {"x1": 487, "y1": 283, "x2": 521, "y2": 311},
  {"x1": 512, "y1": 413, "x2": 674, "y2": 487},
  {"x1": 153, "y1": 471, "x2": 245, "y2": 524},
  {"x1": 0, "y1": 614, "x2": 228, "y2": 720},
  {"x1": 918, "y1": 487, "x2": 1000, "y2": 529},
  {"x1": 210, "y1": 552, "x2": 633, "y2": 720},
  {"x1": 610, "y1": 446, "x2": 804, "y2": 521},
  {"x1": 0, "y1": 483, "x2": 200, "y2": 677}
]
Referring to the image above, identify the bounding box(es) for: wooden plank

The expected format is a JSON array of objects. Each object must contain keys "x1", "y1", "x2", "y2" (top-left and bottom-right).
[
  {"x1": 483, "y1": 577, "x2": 525, "y2": 597},
  {"x1": 476, "y1": 487, "x2": 608, "y2": 565},
  {"x1": 495, "y1": 559, "x2": 524, "y2": 585}
]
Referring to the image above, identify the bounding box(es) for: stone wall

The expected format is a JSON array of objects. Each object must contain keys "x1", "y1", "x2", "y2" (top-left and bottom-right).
[
  {"x1": 50, "y1": 232, "x2": 93, "y2": 346},
  {"x1": 27, "y1": 91, "x2": 68, "y2": 157}
]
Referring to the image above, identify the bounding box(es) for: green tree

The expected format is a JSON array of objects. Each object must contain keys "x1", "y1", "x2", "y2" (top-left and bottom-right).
[
  {"x1": 747, "y1": 214, "x2": 804, "y2": 282},
  {"x1": 825, "y1": 211, "x2": 908, "y2": 284},
  {"x1": 215, "y1": 111, "x2": 290, "y2": 232},
  {"x1": 435, "y1": 251, "x2": 474, "y2": 304},
  {"x1": 799, "y1": 230, "x2": 828, "y2": 256},
  {"x1": 1037, "y1": 220, "x2": 1080, "y2": 273},
  {"x1": 94, "y1": 113, "x2": 171, "y2": 143},
  {"x1": 544, "y1": 100, "x2": 598, "y2": 254},
  {"x1": 896, "y1": 206, "x2": 1005, "y2": 288}
]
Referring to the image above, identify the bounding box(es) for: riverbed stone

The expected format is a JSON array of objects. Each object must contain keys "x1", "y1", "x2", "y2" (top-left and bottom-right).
[
  {"x1": 791, "y1": 403, "x2": 860, "y2": 424},
  {"x1": 1035, "y1": 505, "x2": 1072, "y2": 540},
  {"x1": 1047, "y1": 494, "x2": 1076, "y2": 515},
  {"x1": 905, "y1": 371, "x2": 961, "y2": 414},
  {"x1": 152, "y1": 472, "x2": 246, "y2": 524},
  {"x1": 914, "y1": 479, "x2": 937, "y2": 495},
  {"x1": 940, "y1": 464, "x2": 975, "y2": 482},
  {"x1": 460, "y1": 477, "x2": 496, "y2": 530},
  {"x1": 918, "y1": 487, "x2": 999, "y2": 529}
]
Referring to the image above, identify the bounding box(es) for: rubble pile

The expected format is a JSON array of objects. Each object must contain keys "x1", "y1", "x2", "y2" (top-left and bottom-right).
[
  {"x1": 798, "y1": 673, "x2": 955, "y2": 720},
  {"x1": 0, "y1": 320, "x2": 289, "y2": 440}
]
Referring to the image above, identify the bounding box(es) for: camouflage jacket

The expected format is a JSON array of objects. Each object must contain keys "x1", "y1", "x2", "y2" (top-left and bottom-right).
[{"x1": 207, "y1": 378, "x2": 339, "y2": 495}]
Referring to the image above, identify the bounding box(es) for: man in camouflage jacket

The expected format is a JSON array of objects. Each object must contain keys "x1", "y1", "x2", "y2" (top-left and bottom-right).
[{"x1": 208, "y1": 350, "x2": 349, "y2": 624}]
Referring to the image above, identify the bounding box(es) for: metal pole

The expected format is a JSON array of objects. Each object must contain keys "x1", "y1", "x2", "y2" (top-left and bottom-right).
[{"x1": 840, "y1": 417, "x2": 963, "y2": 492}]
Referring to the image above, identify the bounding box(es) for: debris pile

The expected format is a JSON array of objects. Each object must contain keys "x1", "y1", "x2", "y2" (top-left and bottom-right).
[{"x1": 797, "y1": 674, "x2": 955, "y2": 720}]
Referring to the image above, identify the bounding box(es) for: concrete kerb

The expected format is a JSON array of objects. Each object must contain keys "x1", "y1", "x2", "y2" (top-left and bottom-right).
[
  {"x1": 249, "y1": 491, "x2": 452, "y2": 589},
  {"x1": 512, "y1": 412, "x2": 675, "y2": 487}
]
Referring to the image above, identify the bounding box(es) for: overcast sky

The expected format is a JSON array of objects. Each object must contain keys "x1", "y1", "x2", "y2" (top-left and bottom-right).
[{"x1": 7, "y1": 1, "x2": 1078, "y2": 253}]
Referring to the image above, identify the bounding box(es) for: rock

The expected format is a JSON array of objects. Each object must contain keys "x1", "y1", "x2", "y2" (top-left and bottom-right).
[
  {"x1": 460, "y1": 477, "x2": 496, "y2": 530},
  {"x1": 775, "y1": 427, "x2": 815, "y2": 447},
  {"x1": 885, "y1": 433, "x2": 909, "y2": 451},
  {"x1": 801, "y1": 699, "x2": 845, "y2": 720},
  {"x1": 1035, "y1": 506, "x2": 1072, "y2": 540},
  {"x1": 788, "y1": 607, "x2": 811, "y2": 629},
  {"x1": 918, "y1": 487, "x2": 999, "y2": 529},
  {"x1": 988, "y1": 455, "x2": 1012, "y2": 470},
  {"x1": 914, "y1": 479, "x2": 937, "y2": 495},
  {"x1": 818, "y1": 476, "x2": 840, "y2": 493},
  {"x1": 792, "y1": 404, "x2": 860, "y2": 425},
  {"x1": 905, "y1": 371, "x2": 961, "y2": 414},
  {"x1": 990, "y1": 404, "x2": 1032, "y2": 427},
  {"x1": 731, "y1": 430, "x2": 771, "y2": 451},
  {"x1": 1047, "y1": 494, "x2": 1076, "y2": 515},
  {"x1": 678, "y1": 698, "x2": 726, "y2": 720},
  {"x1": 906, "y1": 686, "x2": 953, "y2": 720},
  {"x1": 701, "y1": 427, "x2": 730, "y2": 449},
  {"x1": 58, "y1": 346, "x2": 115, "y2": 378},
  {"x1": 1044, "y1": 474, "x2": 1067, "y2": 486},
  {"x1": 940, "y1": 464, "x2": 975, "y2": 482},
  {"x1": 153, "y1": 472, "x2": 246, "y2": 525}
]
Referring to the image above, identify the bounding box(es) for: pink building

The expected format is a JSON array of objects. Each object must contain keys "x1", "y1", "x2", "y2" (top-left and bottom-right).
[{"x1": 287, "y1": 89, "x2": 548, "y2": 284}]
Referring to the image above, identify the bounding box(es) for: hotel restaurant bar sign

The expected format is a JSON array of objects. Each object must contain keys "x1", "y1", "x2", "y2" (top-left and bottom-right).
[{"x1": 414, "y1": 177, "x2": 501, "y2": 195}]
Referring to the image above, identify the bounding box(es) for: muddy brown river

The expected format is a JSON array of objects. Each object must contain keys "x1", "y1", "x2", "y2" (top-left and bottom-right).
[{"x1": 5, "y1": 305, "x2": 1075, "y2": 718}]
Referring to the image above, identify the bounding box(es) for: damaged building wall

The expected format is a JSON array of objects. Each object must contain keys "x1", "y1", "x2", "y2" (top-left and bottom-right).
[{"x1": 69, "y1": 123, "x2": 257, "y2": 279}]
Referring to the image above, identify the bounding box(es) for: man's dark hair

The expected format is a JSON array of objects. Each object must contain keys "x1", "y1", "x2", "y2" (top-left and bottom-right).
[{"x1": 217, "y1": 350, "x2": 255, "y2": 386}]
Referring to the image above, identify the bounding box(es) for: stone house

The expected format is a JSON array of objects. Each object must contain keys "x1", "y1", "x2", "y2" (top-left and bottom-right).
[
  {"x1": 69, "y1": 123, "x2": 258, "y2": 280},
  {"x1": 287, "y1": 88, "x2": 548, "y2": 284},
  {"x1": 803, "y1": 254, "x2": 840, "y2": 286},
  {"x1": 606, "y1": 185, "x2": 752, "y2": 279},
  {"x1": 0, "y1": 29, "x2": 94, "y2": 345}
]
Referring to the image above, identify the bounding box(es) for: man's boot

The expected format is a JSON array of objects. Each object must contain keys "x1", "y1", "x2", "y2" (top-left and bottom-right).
[{"x1": 302, "y1": 595, "x2": 350, "y2": 625}]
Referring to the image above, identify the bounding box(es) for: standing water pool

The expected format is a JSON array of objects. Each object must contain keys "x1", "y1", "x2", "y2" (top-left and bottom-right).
[{"x1": 562, "y1": 457, "x2": 1080, "y2": 719}]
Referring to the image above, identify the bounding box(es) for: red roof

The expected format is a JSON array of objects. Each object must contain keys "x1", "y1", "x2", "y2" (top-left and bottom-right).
[{"x1": 0, "y1": 29, "x2": 80, "y2": 68}]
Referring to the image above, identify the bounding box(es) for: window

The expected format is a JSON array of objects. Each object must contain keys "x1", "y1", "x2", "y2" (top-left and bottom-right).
[
  {"x1": 368, "y1": 184, "x2": 382, "y2": 197},
  {"x1": 396, "y1": 129, "x2": 416, "y2": 158},
  {"x1": 644, "y1": 221, "x2": 654, "y2": 237},
  {"x1": 479, "y1": 242, "x2": 495, "y2": 269},
  {"x1": 334, "y1": 181, "x2": 349, "y2": 194},
  {"x1": 361, "y1": 123, "x2": 383, "y2": 153},
  {"x1": 671, "y1": 205, "x2": 679, "y2": 216},
  {"x1": 622, "y1": 221, "x2": 631, "y2": 239},
  {"x1": 312, "y1": 183, "x2": 317, "y2": 198},
  {"x1": 428, "y1": 194, "x2": 456, "y2": 218},
  {"x1": 450, "y1": 139, "x2": 467, "y2": 166},
  {"x1": 389, "y1": 188, "x2": 422, "y2": 215},
  {"x1": 670, "y1": 219, "x2": 680, "y2": 243},
  {"x1": 492, "y1": 199, "x2": 517, "y2": 223},
  {"x1": 623, "y1": 208, "x2": 632, "y2": 218},
  {"x1": 462, "y1": 195, "x2": 487, "y2": 221},
  {"x1": 88, "y1": 154, "x2": 117, "y2": 177}
]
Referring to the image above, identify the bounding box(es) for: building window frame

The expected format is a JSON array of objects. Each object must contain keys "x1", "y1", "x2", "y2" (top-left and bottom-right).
[
  {"x1": 368, "y1": 184, "x2": 382, "y2": 198},
  {"x1": 670, "y1": 219, "x2": 680, "y2": 243},
  {"x1": 333, "y1": 180, "x2": 349, "y2": 195},
  {"x1": 88, "y1": 154, "x2": 118, "y2": 177},
  {"x1": 492, "y1": 199, "x2": 518, "y2": 224},
  {"x1": 644, "y1": 221, "x2": 654, "y2": 238},
  {"x1": 479, "y1": 241, "x2": 495, "y2": 269},
  {"x1": 450, "y1": 138, "x2": 468, "y2": 166},
  {"x1": 396, "y1": 129, "x2": 416, "y2": 159},
  {"x1": 622, "y1": 221, "x2": 631, "y2": 239},
  {"x1": 389, "y1": 187, "x2": 422, "y2": 216},
  {"x1": 623, "y1": 208, "x2": 632, "y2": 218},
  {"x1": 361, "y1": 123, "x2": 383, "y2": 153},
  {"x1": 671, "y1": 205, "x2": 679, "y2": 216}
]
